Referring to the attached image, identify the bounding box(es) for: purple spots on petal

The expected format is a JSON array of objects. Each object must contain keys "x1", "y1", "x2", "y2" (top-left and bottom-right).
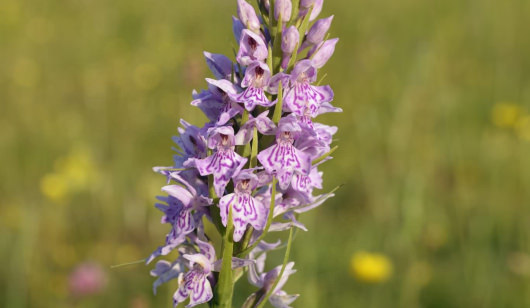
[{"x1": 235, "y1": 87, "x2": 273, "y2": 111}]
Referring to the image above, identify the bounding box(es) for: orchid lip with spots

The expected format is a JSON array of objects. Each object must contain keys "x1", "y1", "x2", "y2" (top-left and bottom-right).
[{"x1": 147, "y1": 1, "x2": 341, "y2": 307}]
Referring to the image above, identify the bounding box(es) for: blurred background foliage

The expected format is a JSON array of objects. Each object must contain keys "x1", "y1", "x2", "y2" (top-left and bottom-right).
[{"x1": 1, "y1": 0, "x2": 530, "y2": 307}]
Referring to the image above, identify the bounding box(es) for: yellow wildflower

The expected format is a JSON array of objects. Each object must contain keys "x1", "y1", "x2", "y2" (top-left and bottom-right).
[
  {"x1": 491, "y1": 102, "x2": 522, "y2": 128},
  {"x1": 350, "y1": 251, "x2": 393, "y2": 283},
  {"x1": 40, "y1": 173, "x2": 69, "y2": 202},
  {"x1": 515, "y1": 115, "x2": 530, "y2": 141},
  {"x1": 40, "y1": 146, "x2": 98, "y2": 202}
]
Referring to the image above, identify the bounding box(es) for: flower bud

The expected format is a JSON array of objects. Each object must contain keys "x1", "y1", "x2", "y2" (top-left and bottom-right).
[
  {"x1": 307, "y1": 16, "x2": 334, "y2": 45},
  {"x1": 274, "y1": 0, "x2": 292, "y2": 22},
  {"x1": 299, "y1": 0, "x2": 323, "y2": 21},
  {"x1": 281, "y1": 26, "x2": 299, "y2": 54},
  {"x1": 237, "y1": 0, "x2": 261, "y2": 32},
  {"x1": 310, "y1": 38, "x2": 338, "y2": 69}
]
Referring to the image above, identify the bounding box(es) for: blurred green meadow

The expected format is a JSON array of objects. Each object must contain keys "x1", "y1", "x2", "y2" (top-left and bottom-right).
[{"x1": 1, "y1": 0, "x2": 530, "y2": 307}]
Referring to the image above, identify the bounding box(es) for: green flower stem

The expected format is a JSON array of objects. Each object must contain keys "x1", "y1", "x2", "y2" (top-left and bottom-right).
[
  {"x1": 238, "y1": 177, "x2": 277, "y2": 258},
  {"x1": 238, "y1": 225, "x2": 254, "y2": 255},
  {"x1": 267, "y1": 44, "x2": 273, "y2": 74},
  {"x1": 290, "y1": 1, "x2": 300, "y2": 28},
  {"x1": 272, "y1": 81, "x2": 284, "y2": 124},
  {"x1": 250, "y1": 127, "x2": 259, "y2": 168},
  {"x1": 256, "y1": 227, "x2": 294, "y2": 308},
  {"x1": 212, "y1": 203, "x2": 235, "y2": 308}
]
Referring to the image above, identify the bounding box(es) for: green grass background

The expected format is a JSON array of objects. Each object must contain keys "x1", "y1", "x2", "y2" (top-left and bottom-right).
[{"x1": 1, "y1": 0, "x2": 530, "y2": 307}]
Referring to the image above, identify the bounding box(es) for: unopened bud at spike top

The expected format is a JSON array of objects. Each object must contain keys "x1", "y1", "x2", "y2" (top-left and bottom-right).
[
  {"x1": 282, "y1": 26, "x2": 300, "y2": 54},
  {"x1": 275, "y1": 0, "x2": 292, "y2": 22},
  {"x1": 311, "y1": 38, "x2": 339, "y2": 69},
  {"x1": 237, "y1": 0, "x2": 261, "y2": 32},
  {"x1": 307, "y1": 16, "x2": 334, "y2": 45}
]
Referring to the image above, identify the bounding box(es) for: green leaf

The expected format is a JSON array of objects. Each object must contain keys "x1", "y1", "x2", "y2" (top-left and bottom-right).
[
  {"x1": 250, "y1": 126, "x2": 259, "y2": 168},
  {"x1": 266, "y1": 44, "x2": 273, "y2": 73},
  {"x1": 312, "y1": 145, "x2": 338, "y2": 165},
  {"x1": 256, "y1": 227, "x2": 294, "y2": 308},
  {"x1": 272, "y1": 80, "x2": 283, "y2": 124}
]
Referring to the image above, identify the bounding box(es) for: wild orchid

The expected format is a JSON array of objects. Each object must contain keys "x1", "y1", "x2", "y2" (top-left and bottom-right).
[{"x1": 148, "y1": 0, "x2": 340, "y2": 307}]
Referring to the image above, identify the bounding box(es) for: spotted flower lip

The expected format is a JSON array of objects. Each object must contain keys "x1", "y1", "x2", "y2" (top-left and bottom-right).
[
  {"x1": 190, "y1": 126, "x2": 247, "y2": 197},
  {"x1": 282, "y1": 60, "x2": 336, "y2": 118},
  {"x1": 257, "y1": 115, "x2": 312, "y2": 190},
  {"x1": 173, "y1": 239, "x2": 216, "y2": 308},
  {"x1": 219, "y1": 169, "x2": 268, "y2": 242},
  {"x1": 232, "y1": 61, "x2": 275, "y2": 111}
]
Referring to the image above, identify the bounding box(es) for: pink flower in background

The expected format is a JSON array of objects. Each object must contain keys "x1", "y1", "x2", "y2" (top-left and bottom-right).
[{"x1": 69, "y1": 262, "x2": 108, "y2": 297}]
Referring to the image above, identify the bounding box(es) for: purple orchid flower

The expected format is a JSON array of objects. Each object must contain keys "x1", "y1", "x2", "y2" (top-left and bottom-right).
[
  {"x1": 190, "y1": 126, "x2": 247, "y2": 197},
  {"x1": 171, "y1": 120, "x2": 208, "y2": 167},
  {"x1": 191, "y1": 78, "x2": 244, "y2": 126},
  {"x1": 231, "y1": 61, "x2": 275, "y2": 111},
  {"x1": 257, "y1": 114, "x2": 312, "y2": 190},
  {"x1": 149, "y1": 0, "x2": 342, "y2": 305},
  {"x1": 295, "y1": 122, "x2": 338, "y2": 160},
  {"x1": 146, "y1": 174, "x2": 212, "y2": 264},
  {"x1": 219, "y1": 169, "x2": 268, "y2": 242},
  {"x1": 248, "y1": 260, "x2": 299, "y2": 308},
  {"x1": 203, "y1": 51, "x2": 235, "y2": 81},
  {"x1": 235, "y1": 111, "x2": 276, "y2": 145},
  {"x1": 280, "y1": 60, "x2": 335, "y2": 118},
  {"x1": 150, "y1": 250, "x2": 191, "y2": 295},
  {"x1": 173, "y1": 239, "x2": 216, "y2": 308},
  {"x1": 291, "y1": 164, "x2": 323, "y2": 195},
  {"x1": 237, "y1": 29, "x2": 268, "y2": 66}
]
